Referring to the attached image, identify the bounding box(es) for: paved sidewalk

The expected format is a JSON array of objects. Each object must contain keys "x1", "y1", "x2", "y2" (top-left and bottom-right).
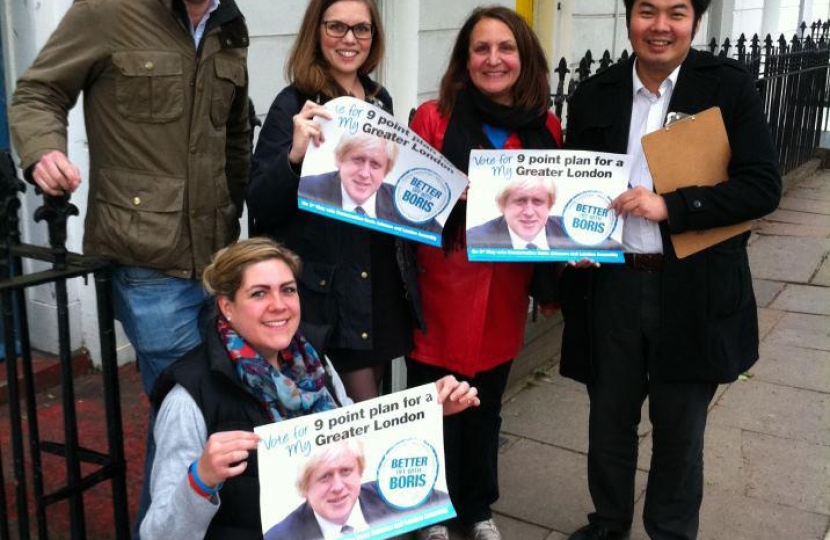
[{"x1": 481, "y1": 164, "x2": 830, "y2": 540}]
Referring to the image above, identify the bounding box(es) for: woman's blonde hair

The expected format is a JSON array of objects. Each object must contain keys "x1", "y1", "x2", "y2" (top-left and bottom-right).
[
  {"x1": 202, "y1": 238, "x2": 301, "y2": 300},
  {"x1": 286, "y1": 0, "x2": 386, "y2": 99}
]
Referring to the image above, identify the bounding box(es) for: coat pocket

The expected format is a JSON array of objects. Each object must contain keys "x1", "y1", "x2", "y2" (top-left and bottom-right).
[
  {"x1": 297, "y1": 260, "x2": 337, "y2": 327},
  {"x1": 94, "y1": 168, "x2": 185, "y2": 262},
  {"x1": 215, "y1": 202, "x2": 240, "y2": 252},
  {"x1": 211, "y1": 55, "x2": 246, "y2": 128},
  {"x1": 112, "y1": 51, "x2": 184, "y2": 123},
  {"x1": 706, "y1": 241, "x2": 751, "y2": 318}
]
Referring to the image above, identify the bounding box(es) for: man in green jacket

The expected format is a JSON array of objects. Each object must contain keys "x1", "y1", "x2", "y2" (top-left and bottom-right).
[
  {"x1": 9, "y1": 0, "x2": 250, "y2": 534},
  {"x1": 10, "y1": 0, "x2": 249, "y2": 393}
]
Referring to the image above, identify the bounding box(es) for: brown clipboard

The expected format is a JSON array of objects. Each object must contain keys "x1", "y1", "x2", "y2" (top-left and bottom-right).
[{"x1": 641, "y1": 106, "x2": 750, "y2": 259}]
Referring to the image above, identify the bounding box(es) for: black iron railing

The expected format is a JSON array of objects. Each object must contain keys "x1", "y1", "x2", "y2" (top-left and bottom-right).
[
  {"x1": 0, "y1": 152, "x2": 129, "y2": 540},
  {"x1": 552, "y1": 20, "x2": 830, "y2": 175}
]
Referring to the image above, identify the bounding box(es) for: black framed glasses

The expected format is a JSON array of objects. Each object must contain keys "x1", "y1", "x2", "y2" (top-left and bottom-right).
[{"x1": 322, "y1": 20, "x2": 374, "y2": 40}]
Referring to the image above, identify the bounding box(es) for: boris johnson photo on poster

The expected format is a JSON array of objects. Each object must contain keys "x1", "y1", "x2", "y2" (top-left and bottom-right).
[
  {"x1": 298, "y1": 97, "x2": 468, "y2": 247},
  {"x1": 466, "y1": 149, "x2": 631, "y2": 262},
  {"x1": 256, "y1": 384, "x2": 455, "y2": 540}
]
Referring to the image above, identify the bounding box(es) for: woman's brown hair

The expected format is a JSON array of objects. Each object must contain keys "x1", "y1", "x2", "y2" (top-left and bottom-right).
[
  {"x1": 286, "y1": 0, "x2": 386, "y2": 99},
  {"x1": 438, "y1": 6, "x2": 550, "y2": 116}
]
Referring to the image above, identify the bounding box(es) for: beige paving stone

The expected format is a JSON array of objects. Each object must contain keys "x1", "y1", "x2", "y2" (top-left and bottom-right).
[
  {"x1": 629, "y1": 485, "x2": 830, "y2": 540},
  {"x1": 747, "y1": 236, "x2": 830, "y2": 282},
  {"x1": 754, "y1": 221, "x2": 830, "y2": 237},
  {"x1": 495, "y1": 439, "x2": 647, "y2": 533},
  {"x1": 788, "y1": 185, "x2": 830, "y2": 203},
  {"x1": 777, "y1": 196, "x2": 830, "y2": 215},
  {"x1": 770, "y1": 284, "x2": 830, "y2": 315},
  {"x1": 774, "y1": 312, "x2": 830, "y2": 332},
  {"x1": 637, "y1": 424, "x2": 744, "y2": 494},
  {"x1": 544, "y1": 369, "x2": 588, "y2": 391},
  {"x1": 502, "y1": 379, "x2": 590, "y2": 453},
  {"x1": 709, "y1": 380, "x2": 830, "y2": 445},
  {"x1": 764, "y1": 312, "x2": 830, "y2": 351},
  {"x1": 795, "y1": 171, "x2": 830, "y2": 190},
  {"x1": 742, "y1": 432, "x2": 830, "y2": 515},
  {"x1": 752, "y1": 279, "x2": 786, "y2": 307},
  {"x1": 490, "y1": 514, "x2": 557, "y2": 540},
  {"x1": 753, "y1": 343, "x2": 830, "y2": 393},
  {"x1": 765, "y1": 208, "x2": 830, "y2": 226},
  {"x1": 757, "y1": 307, "x2": 785, "y2": 340},
  {"x1": 813, "y1": 257, "x2": 830, "y2": 286}
]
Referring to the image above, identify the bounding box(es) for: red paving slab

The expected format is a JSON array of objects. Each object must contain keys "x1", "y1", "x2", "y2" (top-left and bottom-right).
[
  {"x1": 0, "y1": 351, "x2": 93, "y2": 405},
  {"x1": 1, "y1": 362, "x2": 147, "y2": 539}
]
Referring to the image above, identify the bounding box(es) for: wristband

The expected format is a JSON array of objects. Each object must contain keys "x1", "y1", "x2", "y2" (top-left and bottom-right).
[{"x1": 188, "y1": 461, "x2": 223, "y2": 498}]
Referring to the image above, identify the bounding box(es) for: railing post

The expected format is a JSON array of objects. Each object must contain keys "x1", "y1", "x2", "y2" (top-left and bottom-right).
[
  {"x1": 33, "y1": 195, "x2": 87, "y2": 539},
  {"x1": 0, "y1": 152, "x2": 26, "y2": 540},
  {"x1": 553, "y1": 57, "x2": 569, "y2": 120}
]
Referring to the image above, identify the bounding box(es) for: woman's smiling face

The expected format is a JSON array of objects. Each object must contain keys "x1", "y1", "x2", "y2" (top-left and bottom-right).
[
  {"x1": 466, "y1": 17, "x2": 521, "y2": 106},
  {"x1": 319, "y1": 0, "x2": 373, "y2": 82},
  {"x1": 217, "y1": 259, "x2": 301, "y2": 366}
]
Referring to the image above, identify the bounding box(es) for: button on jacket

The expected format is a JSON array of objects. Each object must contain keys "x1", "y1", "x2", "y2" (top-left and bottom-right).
[{"x1": 10, "y1": 0, "x2": 251, "y2": 277}]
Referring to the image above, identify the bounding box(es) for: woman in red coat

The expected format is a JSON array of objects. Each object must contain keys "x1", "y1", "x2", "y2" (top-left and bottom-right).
[{"x1": 407, "y1": 7, "x2": 562, "y2": 540}]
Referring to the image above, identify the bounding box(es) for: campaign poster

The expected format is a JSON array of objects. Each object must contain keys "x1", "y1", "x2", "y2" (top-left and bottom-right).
[
  {"x1": 256, "y1": 385, "x2": 455, "y2": 540},
  {"x1": 466, "y1": 149, "x2": 630, "y2": 262},
  {"x1": 298, "y1": 96, "x2": 468, "y2": 247}
]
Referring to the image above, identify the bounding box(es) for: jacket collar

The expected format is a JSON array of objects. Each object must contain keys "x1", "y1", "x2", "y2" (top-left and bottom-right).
[
  {"x1": 584, "y1": 48, "x2": 721, "y2": 151},
  {"x1": 162, "y1": 0, "x2": 245, "y2": 36},
  {"x1": 589, "y1": 55, "x2": 635, "y2": 153},
  {"x1": 667, "y1": 48, "x2": 721, "y2": 115}
]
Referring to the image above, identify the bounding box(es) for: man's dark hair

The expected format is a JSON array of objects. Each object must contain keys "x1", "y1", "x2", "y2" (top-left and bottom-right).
[{"x1": 623, "y1": 0, "x2": 712, "y2": 27}]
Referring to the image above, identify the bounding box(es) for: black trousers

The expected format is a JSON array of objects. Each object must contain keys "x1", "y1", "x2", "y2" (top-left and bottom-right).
[
  {"x1": 587, "y1": 265, "x2": 717, "y2": 540},
  {"x1": 406, "y1": 358, "x2": 512, "y2": 526}
]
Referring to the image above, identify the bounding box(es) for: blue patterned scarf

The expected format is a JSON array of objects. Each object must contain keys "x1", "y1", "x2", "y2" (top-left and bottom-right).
[{"x1": 218, "y1": 317, "x2": 337, "y2": 421}]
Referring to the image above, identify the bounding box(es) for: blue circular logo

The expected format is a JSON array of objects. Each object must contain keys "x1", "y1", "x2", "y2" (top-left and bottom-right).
[
  {"x1": 393, "y1": 169, "x2": 450, "y2": 224},
  {"x1": 375, "y1": 438, "x2": 439, "y2": 510},
  {"x1": 562, "y1": 191, "x2": 617, "y2": 246}
]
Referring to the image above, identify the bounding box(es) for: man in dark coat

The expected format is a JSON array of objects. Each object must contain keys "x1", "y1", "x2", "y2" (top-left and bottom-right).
[{"x1": 560, "y1": 1, "x2": 781, "y2": 539}]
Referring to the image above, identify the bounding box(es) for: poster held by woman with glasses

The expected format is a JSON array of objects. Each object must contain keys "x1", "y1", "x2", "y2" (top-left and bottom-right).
[
  {"x1": 405, "y1": 7, "x2": 563, "y2": 540},
  {"x1": 248, "y1": 0, "x2": 423, "y2": 404}
]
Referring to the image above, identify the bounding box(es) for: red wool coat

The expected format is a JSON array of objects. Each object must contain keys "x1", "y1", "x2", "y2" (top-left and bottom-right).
[{"x1": 408, "y1": 101, "x2": 563, "y2": 377}]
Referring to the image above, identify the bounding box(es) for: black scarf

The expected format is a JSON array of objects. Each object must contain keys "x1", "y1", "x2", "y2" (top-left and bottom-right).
[{"x1": 440, "y1": 88, "x2": 559, "y2": 251}]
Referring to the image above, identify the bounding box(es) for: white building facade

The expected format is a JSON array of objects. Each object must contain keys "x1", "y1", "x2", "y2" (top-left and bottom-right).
[{"x1": 0, "y1": 0, "x2": 824, "y2": 365}]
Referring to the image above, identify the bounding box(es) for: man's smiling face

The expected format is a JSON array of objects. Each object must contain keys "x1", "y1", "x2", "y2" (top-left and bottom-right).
[{"x1": 629, "y1": 0, "x2": 699, "y2": 87}]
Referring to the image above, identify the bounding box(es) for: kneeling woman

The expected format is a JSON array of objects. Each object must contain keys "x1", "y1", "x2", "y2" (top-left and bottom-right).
[{"x1": 140, "y1": 238, "x2": 478, "y2": 539}]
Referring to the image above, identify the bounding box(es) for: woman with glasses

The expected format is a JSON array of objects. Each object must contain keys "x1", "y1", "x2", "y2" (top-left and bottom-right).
[{"x1": 248, "y1": 0, "x2": 423, "y2": 403}]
